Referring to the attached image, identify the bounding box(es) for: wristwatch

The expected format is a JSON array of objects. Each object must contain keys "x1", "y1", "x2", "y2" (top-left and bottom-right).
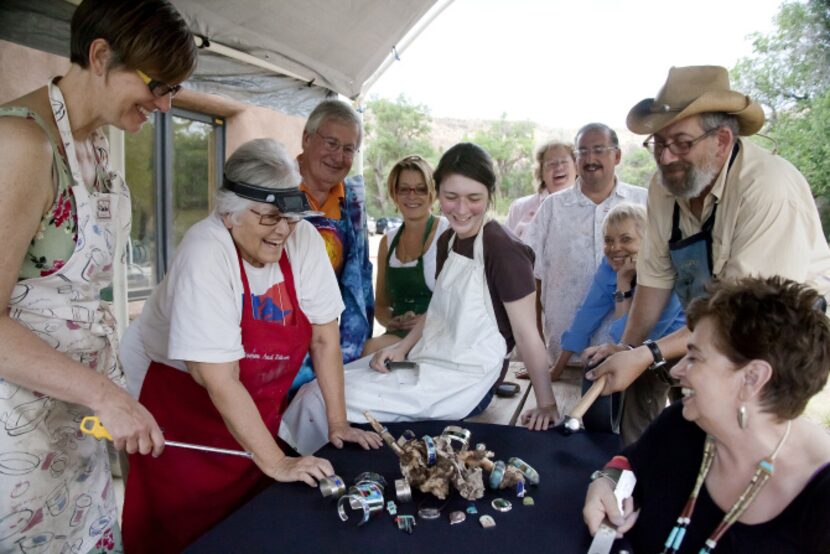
[
  {"x1": 643, "y1": 339, "x2": 667, "y2": 371},
  {"x1": 613, "y1": 289, "x2": 633, "y2": 302}
]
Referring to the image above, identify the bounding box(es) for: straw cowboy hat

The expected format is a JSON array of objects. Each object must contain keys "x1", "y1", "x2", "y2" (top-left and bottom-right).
[{"x1": 627, "y1": 65, "x2": 765, "y2": 136}]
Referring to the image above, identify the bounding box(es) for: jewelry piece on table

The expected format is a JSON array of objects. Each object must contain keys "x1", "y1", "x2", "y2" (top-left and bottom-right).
[
  {"x1": 489, "y1": 460, "x2": 507, "y2": 489},
  {"x1": 491, "y1": 498, "x2": 512, "y2": 512},
  {"x1": 449, "y1": 510, "x2": 466, "y2": 525},
  {"x1": 395, "y1": 515, "x2": 416, "y2": 534},
  {"x1": 466, "y1": 503, "x2": 478, "y2": 515},
  {"x1": 441, "y1": 426, "x2": 472, "y2": 452},
  {"x1": 508, "y1": 457, "x2": 540, "y2": 485},
  {"x1": 522, "y1": 496, "x2": 535, "y2": 506},
  {"x1": 319, "y1": 475, "x2": 345, "y2": 498},
  {"x1": 386, "y1": 500, "x2": 397, "y2": 515},
  {"x1": 417, "y1": 507, "x2": 441, "y2": 520},
  {"x1": 337, "y1": 494, "x2": 372, "y2": 526},
  {"x1": 422, "y1": 435, "x2": 437, "y2": 466},
  {"x1": 354, "y1": 472, "x2": 387, "y2": 490},
  {"x1": 396, "y1": 429, "x2": 417, "y2": 447},
  {"x1": 479, "y1": 515, "x2": 496, "y2": 528},
  {"x1": 395, "y1": 478, "x2": 412, "y2": 503},
  {"x1": 515, "y1": 480, "x2": 526, "y2": 498}
]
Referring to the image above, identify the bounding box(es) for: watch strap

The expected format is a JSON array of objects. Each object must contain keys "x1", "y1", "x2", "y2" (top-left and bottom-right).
[{"x1": 643, "y1": 339, "x2": 666, "y2": 370}]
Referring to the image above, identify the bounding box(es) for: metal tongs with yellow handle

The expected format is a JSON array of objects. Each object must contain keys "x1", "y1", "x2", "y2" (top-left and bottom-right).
[{"x1": 80, "y1": 416, "x2": 252, "y2": 459}]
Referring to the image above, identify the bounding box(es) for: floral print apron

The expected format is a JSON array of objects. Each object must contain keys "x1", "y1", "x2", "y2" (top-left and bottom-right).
[{"x1": 0, "y1": 80, "x2": 130, "y2": 553}]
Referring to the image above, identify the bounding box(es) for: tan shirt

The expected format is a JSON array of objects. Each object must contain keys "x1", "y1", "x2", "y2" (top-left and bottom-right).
[{"x1": 638, "y1": 138, "x2": 830, "y2": 298}]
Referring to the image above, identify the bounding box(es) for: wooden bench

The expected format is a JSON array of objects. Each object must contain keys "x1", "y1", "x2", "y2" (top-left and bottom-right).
[{"x1": 465, "y1": 362, "x2": 585, "y2": 427}]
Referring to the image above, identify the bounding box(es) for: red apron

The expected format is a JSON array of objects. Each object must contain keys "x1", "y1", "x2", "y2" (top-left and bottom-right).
[{"x1": 122, "y1": 251, "x2": 312, "y2": 553}]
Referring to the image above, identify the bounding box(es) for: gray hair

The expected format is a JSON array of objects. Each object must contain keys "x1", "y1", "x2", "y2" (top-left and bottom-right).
[
  {"x1": 602, "y1": 202, "x2": 647, "y2": 237},
  {"x1": 575, "y1": 122, "x2": 619, "y2": 147},
  {"x1": 304, "y1": 99, "x2": 364, "y2": 146},
  {"x1": 215, "y1": 138, "x2": 301, "y2": 224},
  {"x1": 699, "y1": 113, "x2": 740, "y2": 140}
]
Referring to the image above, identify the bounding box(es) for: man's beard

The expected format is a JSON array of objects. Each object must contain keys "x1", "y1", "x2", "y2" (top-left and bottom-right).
[{"x1": 658, "y1": 157, "x2": 720, "y2": 199}]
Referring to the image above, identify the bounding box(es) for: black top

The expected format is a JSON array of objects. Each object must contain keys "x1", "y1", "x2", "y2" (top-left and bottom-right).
[
  {"x1": 436, "y1": 221, "x2": 536, "y2": 352},
  {"x1": 625, "y1": 403, "x2": 830, "y2": 553}
]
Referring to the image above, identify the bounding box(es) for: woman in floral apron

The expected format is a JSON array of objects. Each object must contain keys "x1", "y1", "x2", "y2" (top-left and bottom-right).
[{"x1": 0, "y1": 2, "x2": 196, "y2": 552}]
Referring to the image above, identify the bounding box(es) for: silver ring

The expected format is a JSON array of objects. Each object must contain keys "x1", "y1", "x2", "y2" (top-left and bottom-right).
[
  {"x1": 347, "y1": 483, "x2": 384, "y2": 513},
  {"x1": 491, "y1": 498, "x2": 512, "y2": 512},
  {"x1": 354, "y1": 472, "x2": 387, "y2": 491},
  {"x1": 418, "y1": 507, "x2": 441, "y2": 520},
  {"x1": 395, "y1": 478, "x2": 412, "y2": 503},
  {"x1": 337, "y1": 494, "x2": 371, "y2": 526},
  {"x1": 422, "y1": 435, "x2": 437, "y2": 466},
  {"x1": 319, "y1": 475, "x2": 346, "y2": 498},
  {"x1": 441, "y1": 426, "x2": 471, "y2": 451},
  {"x1": 508, "y1": 457, "x2": 540, "y2": 486}
]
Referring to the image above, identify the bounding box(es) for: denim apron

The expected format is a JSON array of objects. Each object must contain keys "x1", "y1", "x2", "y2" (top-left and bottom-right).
[
  {"x1": 668, "y1": 202, "x2": 717, "y2": 307},
  {"x1": 668, "y1": 145, "x2": 739, "y2": 307}
]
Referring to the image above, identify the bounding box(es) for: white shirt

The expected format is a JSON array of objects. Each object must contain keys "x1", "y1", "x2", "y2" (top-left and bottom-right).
[
  {"x1": 524, "y1": 179, "x2": 648, "y2": 360},
  {"x1": 120, "y1": 214, "x2": 344, "y2": 397},
  {"x1": 384, "y1": 216, "x2": 449, "y2": 291}
]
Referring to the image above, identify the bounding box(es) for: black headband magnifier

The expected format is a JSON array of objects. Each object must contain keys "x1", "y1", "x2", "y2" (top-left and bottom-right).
[{"x1": 223, "y1": 179, "x2": 323, "y2": 221}]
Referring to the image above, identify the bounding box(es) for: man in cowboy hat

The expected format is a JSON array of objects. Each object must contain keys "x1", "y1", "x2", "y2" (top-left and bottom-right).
[{"x1": 586, "y1": 65, "x2": 830, "y2": 443}]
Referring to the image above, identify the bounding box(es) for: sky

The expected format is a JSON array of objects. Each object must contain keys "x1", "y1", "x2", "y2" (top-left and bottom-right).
[{"x1": 369, "y1": 0, "x2": 785, "y2": 132}]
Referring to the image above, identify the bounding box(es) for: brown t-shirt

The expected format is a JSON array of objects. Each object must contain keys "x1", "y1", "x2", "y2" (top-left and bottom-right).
[{"x1": 436, "y1": 220, "x2": 536, "y2": 352}]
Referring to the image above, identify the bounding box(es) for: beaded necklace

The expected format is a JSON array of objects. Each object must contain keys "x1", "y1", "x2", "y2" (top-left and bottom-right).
[{"x1": 661, "y1": 420, "x2": 792, "y2": 554}]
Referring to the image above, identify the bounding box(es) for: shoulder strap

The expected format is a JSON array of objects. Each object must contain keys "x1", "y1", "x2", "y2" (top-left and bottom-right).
[{"x1": 0, "y1": 107, "x2": 70, "y2": 198}]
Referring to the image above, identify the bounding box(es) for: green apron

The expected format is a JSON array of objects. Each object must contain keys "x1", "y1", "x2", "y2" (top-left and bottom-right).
[{"x1": 385, "y1": 215, "x2": 436, "y2": 337}]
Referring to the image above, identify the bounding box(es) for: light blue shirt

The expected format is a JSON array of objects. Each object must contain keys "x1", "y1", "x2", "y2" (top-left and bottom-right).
[{"x1": 560, "y1": 257, "x2": 686, "y2": 353}]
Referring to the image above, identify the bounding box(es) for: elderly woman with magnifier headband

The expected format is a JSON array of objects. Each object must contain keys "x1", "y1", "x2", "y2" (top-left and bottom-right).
[{"x1": 120, "y1": 138, "x2": 381, "y2": 552}]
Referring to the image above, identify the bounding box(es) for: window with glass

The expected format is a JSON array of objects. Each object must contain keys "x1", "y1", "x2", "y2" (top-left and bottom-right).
[{"x1": 124, "y1": 108, "x2": 224, "y2": 302}]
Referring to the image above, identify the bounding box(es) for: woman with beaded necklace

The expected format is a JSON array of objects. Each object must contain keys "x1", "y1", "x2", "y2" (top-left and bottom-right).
[{"x1": 583, "y1": 276, "x2": 830, "y2": 553}]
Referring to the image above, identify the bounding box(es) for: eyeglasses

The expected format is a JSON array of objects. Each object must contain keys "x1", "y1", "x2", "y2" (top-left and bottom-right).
[
  {"x1": 315, "y1": 131, "x2": 359, "y2": 157},
  {"x1": 250, "y1": 209, "x2": 301, "y2": 226},
  {"x1": 136, "y1": 69, "x2": 182, "y2": 98},
  {"x1": 643, "y1": 128, "x2": 719, "y2": 157},
  {"x1": 396, "y1": 185, "x2": 430, "y2": 197},
  {"x1": 575, "y1": 145, "x2": 618, "y2": 158},
  {"x1": 543, "y1": 159, "x2": 573, "y2": 169}
]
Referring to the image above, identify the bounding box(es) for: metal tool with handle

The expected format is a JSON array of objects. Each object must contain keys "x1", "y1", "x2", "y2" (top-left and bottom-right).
[
  {"x1": 80, "y1": 416, "x2": 252, "y2": 459},
  {"x1": 587, "y1": 469, "x2": 636, "y2": 554}
]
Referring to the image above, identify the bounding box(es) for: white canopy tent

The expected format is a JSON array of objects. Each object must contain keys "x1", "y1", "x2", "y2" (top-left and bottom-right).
[{"x1": 0, "y1": 0, "x2": 450, "y2": 115}]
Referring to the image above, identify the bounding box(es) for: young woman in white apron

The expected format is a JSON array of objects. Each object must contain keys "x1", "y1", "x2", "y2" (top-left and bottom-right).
[
  {"x1": 0, "y1": 2, "x2": 196, "y2": 551},
  {"x1": 281, "y1": 143, "x2": 559, "y2": 455}
]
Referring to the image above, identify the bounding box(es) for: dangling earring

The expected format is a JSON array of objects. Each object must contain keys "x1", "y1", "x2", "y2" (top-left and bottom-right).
[{"x1": 737, "y1": 404, "x2": 749, "y2": 429}]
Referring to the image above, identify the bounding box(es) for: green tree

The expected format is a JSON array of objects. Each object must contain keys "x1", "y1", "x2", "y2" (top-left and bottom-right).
[
  {"x1": 363, "y1": 95, "x2": 435, "y2": 216},
  {"x1": 467, "y1": 114, "x2": 535, "y2": 209},
  {"x1": 618, "y1": 148, "x2": 656, "y2": 188},
  {"x1": 733, "y1": 0, "x2": 829, "y2": 121},
  {"x1": 732, "y1": 0, "x2": 830, "y2": 236}
]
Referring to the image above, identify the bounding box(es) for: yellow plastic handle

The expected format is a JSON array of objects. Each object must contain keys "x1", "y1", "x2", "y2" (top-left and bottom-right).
[{"x1": 80, "y1": 416, "x2": 113, "y2": 441}]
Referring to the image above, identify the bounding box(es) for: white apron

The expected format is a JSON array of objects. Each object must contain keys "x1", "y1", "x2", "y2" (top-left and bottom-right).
[
  {"x1": 280, "y1": 227, "x2": 506, "y2": 455},
  {"x1": 0, "y1": 81, "x2": 130, "y2": 553}
]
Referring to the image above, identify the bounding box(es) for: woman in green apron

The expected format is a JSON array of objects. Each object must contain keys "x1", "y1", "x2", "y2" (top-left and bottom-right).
[
  {"x1": 0, "y1": 2, "x2": 196, "y2": 552},
  {"x1": 363, "y1": 155, "x2": 449, "y2": 354}
]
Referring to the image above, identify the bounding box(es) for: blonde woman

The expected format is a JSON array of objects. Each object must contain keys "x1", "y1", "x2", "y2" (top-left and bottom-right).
[{"x1": 363, "y1": 155, "x2": 448, "y2": 354}]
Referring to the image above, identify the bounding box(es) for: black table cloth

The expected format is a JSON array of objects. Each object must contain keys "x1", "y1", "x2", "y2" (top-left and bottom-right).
[{"x1": 187, "y1": 421, "x2": 630, "y2": 553}]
